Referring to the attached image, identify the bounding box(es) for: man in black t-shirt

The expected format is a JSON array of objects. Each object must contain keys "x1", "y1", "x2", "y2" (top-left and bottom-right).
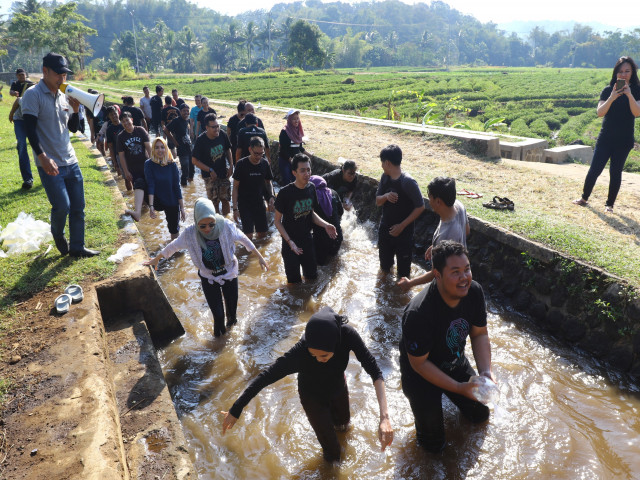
[
  {"x1": 117, "y1": 111, "x2": 151, "y2": 221},
  {"x1": 196, "y1": 97, "x2": 217, "y2": 136},
  {"x1": 171, "y1": 88, "x2": 185, "y2": 107},
  {"x1": 236, "y1": 113, "x2": 270, "y2": 164},
  {"x1": 232, "y1": 137, "x2": 275, "y2": 240},
  {"x1": 375, "y1": 144, "x2": 424, "y2": 278},
  {"x1": 149, "y1": 85, "x2": 164, "y2": 135},
  {"x1": 274, "y1": 154, "x2": 337, "y2": 284},
  {"x1": 121, "y1": 96, "x2": 147, "y2": 130},
  {"x1": 237, "y1": 102, "x2": 264, "y2": 130},
  {"x1": 164, "y1": 103, "x2": 192, "y2": 186},
  {"x1": 227, "y1": 100, "x2": 246, "y2": 160},
  {"x1": 400, "y1": 241, "x2": 494, "y2": 453},
  {"x1": 192, "y1": 113, "x2": 233, "y2": 215},
  {"x1": 323, "y1": 160, "x2": 358, "y2": 210}
]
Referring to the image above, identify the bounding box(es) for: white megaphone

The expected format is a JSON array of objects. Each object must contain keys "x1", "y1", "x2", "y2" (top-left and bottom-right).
[{"x1": 59, "y1": 83, "x2": 104, "y2": 116}]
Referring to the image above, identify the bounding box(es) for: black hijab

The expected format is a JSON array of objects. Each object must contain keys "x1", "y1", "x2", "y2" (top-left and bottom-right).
[{"x1": 304, "y1": 306, "x2": 344, "y2": 353}]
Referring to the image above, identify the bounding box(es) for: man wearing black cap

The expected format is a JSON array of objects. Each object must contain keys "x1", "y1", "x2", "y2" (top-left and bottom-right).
[
  {"x1": 9, "y1": 68, "x2": 35, "y2": 189},
  {"x1": 21, "y1": 53, "x2": 99, "y2": 257},
  {"x1": 235, "y1": 113, "x2": 270, "y2": 164}
]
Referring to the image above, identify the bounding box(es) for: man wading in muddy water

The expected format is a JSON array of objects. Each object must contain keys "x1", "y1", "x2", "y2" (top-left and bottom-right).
[
  {"x1": 400, "y1": 240, "x2": 494, "y2": 452},
  {"x1": 274, "y1": 153, "x2": 337, "y2": 284}
]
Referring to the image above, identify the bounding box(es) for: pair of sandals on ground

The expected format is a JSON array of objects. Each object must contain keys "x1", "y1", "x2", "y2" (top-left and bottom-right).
[
  {"x1": 54, "y1": 285, "x2": 84, "y2": 314},
  {"x1": 458, "y1": 189, "x2": 515, "y2": 211}
]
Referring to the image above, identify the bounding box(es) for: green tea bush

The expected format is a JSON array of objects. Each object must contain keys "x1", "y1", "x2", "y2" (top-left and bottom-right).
[
  {"x1": 509, "y1": 118, "x2": 533, "y2": 137},
  {"x1": 530, "y1": 118, "x2": 551, "y2": 137}
]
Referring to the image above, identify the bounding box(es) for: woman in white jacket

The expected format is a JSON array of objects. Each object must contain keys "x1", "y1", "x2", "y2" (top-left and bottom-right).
[{"x1": 145, "y1": 197, "x2": 268, "y2": 337}]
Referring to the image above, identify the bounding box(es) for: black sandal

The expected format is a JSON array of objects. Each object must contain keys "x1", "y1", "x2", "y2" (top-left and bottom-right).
[{"x1": 483, "y1": 196, "x2": 507, "y2": 210}]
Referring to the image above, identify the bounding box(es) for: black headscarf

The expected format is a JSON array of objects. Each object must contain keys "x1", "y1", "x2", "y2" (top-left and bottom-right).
[{"x1": 304, "y1": 306, "x2": 343, "y2": 353}]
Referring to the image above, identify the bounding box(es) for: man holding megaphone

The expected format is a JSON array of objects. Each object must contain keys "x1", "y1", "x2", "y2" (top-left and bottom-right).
[{"x1": 21, "y1": 52, "x2": 100, "y2": 258}]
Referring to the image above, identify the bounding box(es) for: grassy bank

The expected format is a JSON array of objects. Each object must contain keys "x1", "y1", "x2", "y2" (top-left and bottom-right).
[{"x1": 0, "y1": 101, "x2": 121, "y2": 402}]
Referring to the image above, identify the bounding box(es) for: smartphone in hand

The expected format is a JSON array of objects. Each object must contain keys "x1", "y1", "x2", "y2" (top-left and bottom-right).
[{"x1": 616, "y1": 79, "x2": 626, "y2": 91}]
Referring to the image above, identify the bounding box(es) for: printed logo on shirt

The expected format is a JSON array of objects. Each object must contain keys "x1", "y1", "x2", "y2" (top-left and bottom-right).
[
  {"x1": 446, "y1": 317, "x2": 469, "y2": 359},
  {"x1": 124, "y1": 137, "x2": 144, "y2": 156},
  {"x1": 293, "y1": 198, "x2": 313, "y2": 220},
  {"x1": 209, "y1": 144, "x2": 224, "y2": 161}
]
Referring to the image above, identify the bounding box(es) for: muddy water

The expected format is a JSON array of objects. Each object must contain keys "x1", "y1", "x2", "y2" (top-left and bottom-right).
[{"x1": 127, "y1": 176, "x2": 640, "y2": 480}]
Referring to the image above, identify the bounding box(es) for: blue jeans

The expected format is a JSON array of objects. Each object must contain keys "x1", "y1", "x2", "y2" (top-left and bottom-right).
[
  {"x1": 37, "y1": 163, "x2": 86, "y2": 251},
  {"x1": 13, "y1": 119, "x2": 33, "y2": 183}
]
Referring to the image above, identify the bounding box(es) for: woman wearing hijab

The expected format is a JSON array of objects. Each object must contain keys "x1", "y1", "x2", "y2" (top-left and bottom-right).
[
  {"x1": 221, "y1": 306, "x2": 393, "y2": 463},
  {"x1": 144, "y1": 197, "x2": 268, "y2": 337},
  {"x1": 278, "y1": 109, "x2": 305, "y2": 185},
  {"x1": 143, "y1": 137, "x2": 185, "y2": 239},
  {"x1": 310, "y1": 175, "x2": 344, "y2": 266}
]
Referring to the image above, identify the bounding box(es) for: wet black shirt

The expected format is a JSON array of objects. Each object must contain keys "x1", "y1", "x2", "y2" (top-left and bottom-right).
[
  {"x1": 192, "y1": 131, "x2": 231, "y2": 179},
  {"x1": 323, "y1": 168, "x2": 357, "y2": 201},
  {"x1": 400, "y1": 280, "x2": 487, "y2": 388},
  {"x1": 237, "y1": 125, "x2": 269, "y2": 160},
  {"x1": 232, "y1": 156, "x2": 273, "y2": 205},
  {"x1": 376, "y1": 173, "x2": 424, "y2": 229},
  {"x1": 166, "y1": 116, "x2": 192, "y2": 156},
  {"x1": 121, "y1": 105, "x2": 146, "y2": 127},
  {"x1": 274, "y1": 182, "x2": 318, "y2": 242},
  {"x1": 229, "y1": 324, "x2": 383, "y2": 418}
]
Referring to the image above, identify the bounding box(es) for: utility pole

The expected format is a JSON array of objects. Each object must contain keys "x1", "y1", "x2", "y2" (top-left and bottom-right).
[{"x1": 130, "y1": 10, "x2": 140, "y2": 73}]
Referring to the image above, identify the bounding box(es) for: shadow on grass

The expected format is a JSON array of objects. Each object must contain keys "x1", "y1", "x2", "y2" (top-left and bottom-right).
[
  {"x1": 0, "y1": 251, "x2": 74, "y2": 309},
  {"x1": 588, "y1": 206, "x2": 640, "y2": 242}
]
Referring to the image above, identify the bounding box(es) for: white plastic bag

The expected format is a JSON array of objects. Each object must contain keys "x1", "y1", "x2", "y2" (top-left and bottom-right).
[
  {"x1": 0, "y1": 212, "x2": 53, "y2": 256},
  {"x1": 107, "y1": 243, "x2": 139, "y2": 263},
  {"x1": 469, "y1": 375, "x2": 499, "y2": 405}
]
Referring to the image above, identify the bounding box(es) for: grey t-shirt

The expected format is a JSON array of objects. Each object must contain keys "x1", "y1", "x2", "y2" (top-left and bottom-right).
[
  {"x1": 432, "y1": 199, "x2": 468, "y2": 248},
  {"x1": 21, "y1": 79, "x2": 77, "y2": 168}
]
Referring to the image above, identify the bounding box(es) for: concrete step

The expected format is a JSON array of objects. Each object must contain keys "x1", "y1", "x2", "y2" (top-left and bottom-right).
[
  {"x1": 104, "y1": 312, "x2": 193, "y2": 480},
  {"x1": 543, "y1": 145, "x2": 593, "y2": 164}
]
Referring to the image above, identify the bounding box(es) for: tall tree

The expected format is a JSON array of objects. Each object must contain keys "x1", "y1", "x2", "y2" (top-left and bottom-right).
[{"x1": 288, "y1": 20, "x2": 325, "y2": 69}]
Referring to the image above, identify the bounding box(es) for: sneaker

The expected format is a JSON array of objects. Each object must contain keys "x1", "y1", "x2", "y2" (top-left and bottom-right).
[{"x1": 21, "y1": 179, "x2": 33, "y2": 190}]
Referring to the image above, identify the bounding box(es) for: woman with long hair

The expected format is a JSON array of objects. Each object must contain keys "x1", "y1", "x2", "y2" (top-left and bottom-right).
[
  {"x1": 573, "y1": 56, "x2": 640, "y2": 212},
  {"x1": 144, "y1": 197, "x2": 268, "y2": 337},
  {"x1": 143, "y1": 137, "x2": 185, "y2": 239}
]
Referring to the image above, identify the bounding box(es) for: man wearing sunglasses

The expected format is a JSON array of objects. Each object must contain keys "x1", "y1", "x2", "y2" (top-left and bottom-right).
[{"x1": 192, "y1": 113, "x2": 233, "y2": 215}]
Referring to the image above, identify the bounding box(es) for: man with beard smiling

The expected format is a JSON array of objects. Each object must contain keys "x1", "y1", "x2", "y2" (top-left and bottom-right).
[{"x1": 399, "y1": 240, "x2": 494, "y2": 453}]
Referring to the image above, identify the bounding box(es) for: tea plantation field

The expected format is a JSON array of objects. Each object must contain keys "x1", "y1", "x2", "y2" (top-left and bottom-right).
[{"x1": 91, "y1": 67, "x2": 640, "y2": 171}]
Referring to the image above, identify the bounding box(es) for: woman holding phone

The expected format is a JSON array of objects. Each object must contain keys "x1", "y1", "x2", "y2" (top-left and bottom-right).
[{"x1": 573, "y1": 56, "x2": 640, "y2": 212}]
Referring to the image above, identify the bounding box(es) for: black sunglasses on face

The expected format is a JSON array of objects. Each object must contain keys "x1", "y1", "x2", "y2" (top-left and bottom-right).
[{"x1": 199, "y1": 222, "x2": 216, "y2": 229}]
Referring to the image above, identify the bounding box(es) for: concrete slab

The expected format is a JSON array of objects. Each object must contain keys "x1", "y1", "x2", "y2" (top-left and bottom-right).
[
  {"x1": 519, "y1": 138, "x2": 549, "y2": 162},
  {"x1": 499, "y1": 141, "x2": 522, "y2": 160},
  {"x1": 544, "y1": 145, "x2": 593, "y2": 165}
]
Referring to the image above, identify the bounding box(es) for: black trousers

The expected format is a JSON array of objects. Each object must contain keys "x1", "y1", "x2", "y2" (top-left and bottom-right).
[
  {"x1": 402, "y1": 358, "x2": 489, "y2": 452},
  {"x1": 299, "y1": 380, "x2": 350, "y2": 462},
  {"x1": 378, "y1": 225, "x2": 414, "y2": 278},
  {"x1": 199, "y1": 274, "x2": 238, "y2": 336},
  {"x1": 281, "y1": 236, "x2": 317, "y2": 283}
]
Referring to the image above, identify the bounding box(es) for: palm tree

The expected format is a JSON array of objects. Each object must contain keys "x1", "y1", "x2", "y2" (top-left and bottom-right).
[{"x1": 245, "y1": 21, "x2": 257, "y2": 69}]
